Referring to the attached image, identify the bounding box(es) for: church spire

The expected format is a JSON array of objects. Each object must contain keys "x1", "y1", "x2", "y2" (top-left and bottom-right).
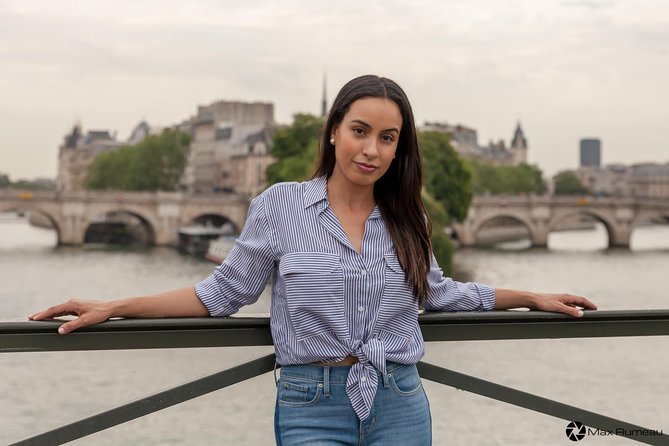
[
  {"x1": 321, "y1": 72, "x2": 328, "y2": 117},
  {"x1": 510, "y1": 121, "x2": 528, "y2": 165},
  {"x1": 511, "y1": 121, "x2": 527, "y2": 149}
]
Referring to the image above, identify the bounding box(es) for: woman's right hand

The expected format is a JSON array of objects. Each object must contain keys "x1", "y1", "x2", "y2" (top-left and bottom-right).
[
  {"x1": 28, "y1": 299, "x2": 114, "y2": 334},
  {"x1": 28, "y1": 287, "x2": 210, "y2": 334}
]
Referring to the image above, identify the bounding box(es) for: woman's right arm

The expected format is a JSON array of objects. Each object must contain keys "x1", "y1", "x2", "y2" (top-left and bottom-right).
[
  {"x1": 29, "y1": 287, "x2": 209, "y2": 334},
  {"x1": 29, "y1": 190, "x2": 278, "y2": 334}
]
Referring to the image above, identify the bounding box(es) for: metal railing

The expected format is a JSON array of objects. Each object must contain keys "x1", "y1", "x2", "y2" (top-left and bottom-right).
[{"x1": 2, "y1": 309, "x2": 668, "y2": 445}]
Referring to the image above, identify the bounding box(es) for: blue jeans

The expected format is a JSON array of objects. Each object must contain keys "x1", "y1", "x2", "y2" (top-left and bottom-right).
[{"x1": 274, "y1": 362, "x2": 431, "y2": 445}]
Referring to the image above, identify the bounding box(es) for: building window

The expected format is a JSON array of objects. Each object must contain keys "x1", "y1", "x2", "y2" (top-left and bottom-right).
[{"x1": 216, "y1": 126, "x2": 233, "y2": 140}]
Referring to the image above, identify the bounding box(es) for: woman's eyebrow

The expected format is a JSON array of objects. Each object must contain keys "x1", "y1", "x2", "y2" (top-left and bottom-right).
[{"x1": 350, "y1": 119, "x2": 399, "y2": 134}]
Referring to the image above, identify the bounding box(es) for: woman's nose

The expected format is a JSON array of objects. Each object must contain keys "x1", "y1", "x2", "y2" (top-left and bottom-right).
[{"x1": 362, "y1": 141, "x2": 379, "y2": 158}]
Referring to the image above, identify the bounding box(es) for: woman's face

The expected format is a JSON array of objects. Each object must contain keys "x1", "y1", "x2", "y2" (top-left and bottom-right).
[{"x1": 330, "y1": 97, "x2": 402, "y2": 189}]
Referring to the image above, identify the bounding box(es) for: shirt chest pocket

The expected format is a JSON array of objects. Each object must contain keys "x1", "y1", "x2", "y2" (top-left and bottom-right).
[
  {"x1": 376, "y1": 254, "x2": 419, "y2": 341},
  {"x1": 279, "y1": 252, "x2": 345, "y2": 341}
]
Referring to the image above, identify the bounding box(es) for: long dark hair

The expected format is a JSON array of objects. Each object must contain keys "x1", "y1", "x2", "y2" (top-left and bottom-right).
[{"x1": 314, "y1": 75, "x2": 432, "y2": 303}]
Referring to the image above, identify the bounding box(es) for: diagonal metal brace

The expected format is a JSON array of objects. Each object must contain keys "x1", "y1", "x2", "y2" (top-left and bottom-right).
[
  {"x1": 10, "y1": 353, "x2": 277, "y2": 446},
  {"x1": 417, "y1": 361, "x2": 668, "y2": 446}
]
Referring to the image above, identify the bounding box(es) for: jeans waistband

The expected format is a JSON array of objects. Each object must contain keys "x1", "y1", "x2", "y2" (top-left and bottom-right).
[{"x1": 277, "y1": 361, "x2": 413, "y2": 386}]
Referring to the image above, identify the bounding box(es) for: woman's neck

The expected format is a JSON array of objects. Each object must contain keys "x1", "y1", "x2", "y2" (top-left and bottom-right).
[{"x1": 326, "y1": 174, "x2": 376, "y2": 214}]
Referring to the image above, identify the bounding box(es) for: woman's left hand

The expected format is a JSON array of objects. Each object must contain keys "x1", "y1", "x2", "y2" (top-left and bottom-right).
[
  {"x1": 531, "y1": 292, "x2": 598, "y2": 317},
  {"x1": 494, "y1": 289, "x2": 598, "y2": 317}
]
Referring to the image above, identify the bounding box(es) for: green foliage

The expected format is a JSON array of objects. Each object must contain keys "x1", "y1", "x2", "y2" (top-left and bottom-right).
[
  {"x1": 554, "y1": 170, "x2": 589, "y2": 195},
  {"x1": 431, "y1": 226, "x2": 455, "y2": 276},
  {"x1": 419, "y1": 131, "x2": 472, "y2": 223},
  {"x1": 421, "y1": 190, "x2": 449, "y2": 227},
  {"x1": 422, "y1": 189, "x2": 455, "y2": 275},
  {"x1": 86, "y1": 129, "x2": 190, "y2": 191},
  {"x1": 466, "y1": 159, "x2": 546, "y2": 195},
  {"x1": 266, "y1": 113, "x2": 322, "y2": 185},
  {"x1": 418, "y1": 131, "x2": 469, "y2": 275},
  {"x1": 0, "y1": 173, "x2": 52, "y2": 189}
]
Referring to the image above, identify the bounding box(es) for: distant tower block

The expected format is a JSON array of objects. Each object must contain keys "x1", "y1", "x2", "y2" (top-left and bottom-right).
[{"x1": 580, "y1": 138, "x2": 601, "y2": 167}]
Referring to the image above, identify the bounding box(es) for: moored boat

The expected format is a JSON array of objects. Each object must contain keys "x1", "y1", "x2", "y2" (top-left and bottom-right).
[
  {"x1": 205, "y1": 235, "x2": 236, "y2": 264},
  {"x1": 177, "y1": 226, "x2": 233, "y2": 258}
]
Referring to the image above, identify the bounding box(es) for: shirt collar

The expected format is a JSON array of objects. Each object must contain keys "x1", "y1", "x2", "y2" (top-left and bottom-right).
[
  {"x1": 302, "y1": 175, "x2": 381, "y2": 220},
  {"x1": 303, "y1": 175, "x2": 328, "y2": 209}
]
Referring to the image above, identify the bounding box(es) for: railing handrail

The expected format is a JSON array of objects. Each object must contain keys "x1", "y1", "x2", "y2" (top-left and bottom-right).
[
  {"x1": 2, "y1": 309, "x2": 669, "y2": 353},
  {"x1": 3, "y1": 309, "x2": 668, "y2": 445}
]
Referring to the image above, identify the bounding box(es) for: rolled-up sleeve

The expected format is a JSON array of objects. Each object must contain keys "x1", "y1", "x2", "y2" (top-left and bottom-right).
[
  {"x1": 422, "y1": 255, "x2": 495, "y2": 312},
  {"x1": 195, "y1": 194, "x2": 275, "y2": 316}
]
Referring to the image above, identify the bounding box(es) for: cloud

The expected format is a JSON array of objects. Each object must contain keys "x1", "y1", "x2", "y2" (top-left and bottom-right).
[
  {"x1": 0, "y1": 0, "x2": 668, "y2": 178},
  {"x1": 561, "y1": 0, "x2": 618, "y2": 10}
]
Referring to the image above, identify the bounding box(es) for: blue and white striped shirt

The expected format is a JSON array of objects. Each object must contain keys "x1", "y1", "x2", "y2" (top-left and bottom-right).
[{"x1": 196, "y1": 176, "x2": 495, "y2": 421}]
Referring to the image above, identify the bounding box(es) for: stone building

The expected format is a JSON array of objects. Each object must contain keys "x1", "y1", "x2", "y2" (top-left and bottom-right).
[
  {"x1": 56, "y1": 121, "x2": 155, "y2": 192},
  {"x1": 181, "y1": 100, "x2": 276, "y2": 196},
  {"x1": 575, "y1": 164, "x2": 631, "y2": 197},
  {"x1": 574, "y1": 162, "x2": 669, "y2": 198},
  {"x1": 420, "y1": 121, "x2": 528, "y2": 165},
  {"x1": 57, "y1": 126, "x2": 121, "y2": 191},
  {"x1": 629, "y1": 163, "x2": 669, "y2": 198}
]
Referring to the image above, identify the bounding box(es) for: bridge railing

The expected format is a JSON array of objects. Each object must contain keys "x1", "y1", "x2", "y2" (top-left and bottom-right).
[{"x1": 1, "y1": 310, "x2": 668, "y2": 446}]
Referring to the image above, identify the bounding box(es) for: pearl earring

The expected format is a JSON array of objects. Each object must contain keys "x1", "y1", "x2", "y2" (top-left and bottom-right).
[{"x1": 330, "y1": 138, "x2": 335, "y2": 145}]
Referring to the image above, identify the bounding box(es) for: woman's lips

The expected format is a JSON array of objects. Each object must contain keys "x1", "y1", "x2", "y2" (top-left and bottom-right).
[{"x1": 355, "y1": 162, "x2": 377, "y2": 173}]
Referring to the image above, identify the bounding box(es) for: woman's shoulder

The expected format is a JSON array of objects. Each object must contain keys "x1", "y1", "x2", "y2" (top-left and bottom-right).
[{"x1": 256, "y1": 177, "x2": 325, "y2": 205}]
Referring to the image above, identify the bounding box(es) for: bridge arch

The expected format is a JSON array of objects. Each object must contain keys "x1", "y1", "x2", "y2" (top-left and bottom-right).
[
  {"x1": 182, "y1": 209, "x2": 241, "y2": 234},
  {"x1": 468, "y1": 212, "x2": 535, "y2": 247},
  {"x1": 188, "y1": 213, "x2": 239, "y2": 234},
  {"x1": 632, "y1": 209, "x2": 669, "y2": 228},
  {"x1": 548, "y1": 209, "x2": 617, "y2": 248},
  {"x1": 630, "y1": 209, "x2": 669, "y2": 250},
  {"x1": 82, "y1": 208, "x2": 158, "y2": 245},
  {"x1": 0, "y1": 203, "x2": 63, "y2": 245}
]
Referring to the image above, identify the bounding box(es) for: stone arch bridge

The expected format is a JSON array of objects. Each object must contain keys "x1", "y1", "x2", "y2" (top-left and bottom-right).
[
  {"x1": 0, "y1": 189, "x2": 250, "y2": 246},
  {"x1": 3, "y1": 190, "x2": 668, "y2": 249},
  {"x1": 452, "y1": 195, "x2": 669, "y2": 248}
]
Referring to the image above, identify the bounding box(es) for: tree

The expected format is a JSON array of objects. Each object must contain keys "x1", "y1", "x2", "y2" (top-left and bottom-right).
[
  {"x1": 419, "y1": 131, "x2": 473, "y2": 223},
  {"x1": 419, "y1": 131, "x2": 474, "y2": 276},
  {"x1": 86, "y1": 129, "x2": 190, "y2": 191},
  {"x1": 0, "y1": 173, "x2": 9, "y2": 187},
  {"x1": 554, "y1": 170, "x2": 589, "y2": 195},
  {"x1": 422, "y1": 190, "x2": 456, "y2": 275},
  {"x1": 266, "y1": 113, "x2": 322, "y2": 185},
  {"x1": 466, "y1": 159, "x2": 546, "y2": 195}
]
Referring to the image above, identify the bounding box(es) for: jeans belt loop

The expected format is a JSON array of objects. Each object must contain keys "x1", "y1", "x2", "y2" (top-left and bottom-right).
[
  {"x1": 323, "y1": 365, "x2": 331, "y2": 397},
  {"x1": 382, "y1": 366, "x2": 391, "y2": 389}
]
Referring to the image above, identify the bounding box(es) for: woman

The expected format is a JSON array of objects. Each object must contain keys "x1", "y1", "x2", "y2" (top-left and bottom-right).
[{"x1": 30, "y1": 75, "x2": 596, "y2": 445}]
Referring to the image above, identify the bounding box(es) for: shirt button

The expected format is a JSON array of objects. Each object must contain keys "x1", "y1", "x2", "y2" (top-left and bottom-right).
[
  {"x1": 358, "y1": 306, "x2": 365, "y2": 312},
  {"x1": 361, "y1": 376, "x2": 367, "y2": 382},
  {"x1": 360, "y1": 270, "x2": 367, "y2": 276}
]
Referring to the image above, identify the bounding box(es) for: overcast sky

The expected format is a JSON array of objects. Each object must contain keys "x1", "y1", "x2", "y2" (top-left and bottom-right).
[{"x1": 1, "y1": 0, "x2": 667, "y2": 180}]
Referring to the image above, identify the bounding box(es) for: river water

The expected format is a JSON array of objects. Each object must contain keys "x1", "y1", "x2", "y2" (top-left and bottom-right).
[{"x1": 1, "y1": 213, "x2": 668, "y2": 445}]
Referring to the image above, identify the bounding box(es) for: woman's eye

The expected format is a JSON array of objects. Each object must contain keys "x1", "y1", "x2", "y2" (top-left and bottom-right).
[
  {"x1": 353, "y1": 128, "x2": 365, "y2": 135},
  {"x1": 381, "y1": 134, "x2": 394, "y2": 143}
]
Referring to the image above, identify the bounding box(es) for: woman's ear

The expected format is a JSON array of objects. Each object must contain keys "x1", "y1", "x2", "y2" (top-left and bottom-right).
[{"x1": 330, "y1": 125, "x2": 338, "y2": 141}]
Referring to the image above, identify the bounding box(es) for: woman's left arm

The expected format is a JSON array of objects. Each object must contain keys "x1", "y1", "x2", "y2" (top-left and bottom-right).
[{"x1": 494, "y1": 288, "x2": 598, "y2": 317}]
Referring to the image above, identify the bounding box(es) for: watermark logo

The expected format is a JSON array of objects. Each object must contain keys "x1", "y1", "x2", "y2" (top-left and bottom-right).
[
  {"x1": 565, "y1": 421, "x2": 664, "y2": 441},
  {"x1": 566, "y1": 421, "x2": 587, "y2": 442}
]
